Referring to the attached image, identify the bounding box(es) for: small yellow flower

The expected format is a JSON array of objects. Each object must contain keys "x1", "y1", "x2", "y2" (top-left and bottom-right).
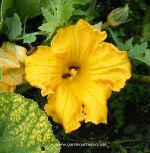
[
  {"x1": 0, "y1": 42, "x2": 26, "y2": 92},
  {"x1": 25, "y1": 19, "x2": 131, "y2": 133}
]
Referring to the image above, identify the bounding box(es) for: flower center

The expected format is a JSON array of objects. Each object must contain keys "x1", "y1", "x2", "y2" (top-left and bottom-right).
[{"x1": 62, "y1": 66, "x2": 80, "y2": 80}]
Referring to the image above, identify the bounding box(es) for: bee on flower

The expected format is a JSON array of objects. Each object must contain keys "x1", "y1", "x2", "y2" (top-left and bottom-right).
[{"x1": 25, "y1": 19, "x2": 131, "y2": 133}]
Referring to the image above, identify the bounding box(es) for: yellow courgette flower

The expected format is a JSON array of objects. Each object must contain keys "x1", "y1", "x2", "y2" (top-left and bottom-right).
[
  {"x1": 25, "y1": 19, "x2": 131, "y2": 133},
  {"x1": 0, "y1": 42, "x2": 26, "y2": 92}
]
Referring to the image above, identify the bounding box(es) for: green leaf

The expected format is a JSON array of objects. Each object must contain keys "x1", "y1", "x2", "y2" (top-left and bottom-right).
[
  {"x1": 39, "y1": 0, "x2": 91, "y2": 41},
  {"x1": 0, "y1": 92, "x2": 60, "y2": 153},
  {"x1": 41, "y1": 7, "x2": 58, "y2": 22},
  {"x1": 0, "y1": 66, "x2": 2, "y2": 81},
  {"x1": 39, "y1": 22, "x2": 58, "y2": 37},
  {"x1": 129, "y1": 42, "x2": 150, "y2": 66},
  {"x1": 109, "y1": 28, "x2": 150, "y2": 66},
  {"x1": 125, "y1": 37, "x2": 134, "y2": 49},
  {"x1": 108, "y1": 28, "x2": 130, "y2": 50},
  {"x1": 41, "y1": 0, "x2": 73, "y2": 27},
  {"x1": 73, "y1": 9, "x2": 87, "y2": 16},
  {"x1": 23, "y1": 33, "x2": 37, "y2": 43},
  {"x1": 57, "y1": 0, "x2": 75, "y2": 22},
  {"x1": 109, "y1": 27, "x2": 134, "y2": 51},
  {"x1": 39, "y1": 5, "x2": 59, "y2": 39},
  {"x1": 124, "y1": 124, "x2": 136, "y2": 134},
  {"x1": 73, "y1": 0, "x2": 91, "y2": 5},
  {"x1": 120, "y1": 148, "x2": 128, "y2": 153},
  {"x1": 0, "y1": 0, "x2": 14, "y2": 32},
  {"x1": 145, "y1": 47, "x2": 150, "y2": 64},
  {"x1": 14, "y1": 0, "x2": 41, "y2": 20},
  {"x1": 142, "y1": 23, "x2": 150, "y2": 42},
  {"x1": 5, "y1": 13, "x2": 22, "y2": 39}
]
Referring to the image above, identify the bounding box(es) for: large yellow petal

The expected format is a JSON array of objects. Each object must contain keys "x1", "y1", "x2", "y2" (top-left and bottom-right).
[
  {"x1": 51, "y1": 19, "x2": 107, "y2": 63},
  {"x1": 77, "y1": 78, "x2": 112, "y2": 124},
  {"x1": 44, "y1": 77, "x2": 112, "y2": 133},
  {"x1": 81, "y1": 42, "x2": 131, "y2": 91},
  {"x1": 44, "y1": 81, "x2": 84, "y2": 133},
  {"x1": 25, "y1": 46, "x2": 64, "y2": 96}
]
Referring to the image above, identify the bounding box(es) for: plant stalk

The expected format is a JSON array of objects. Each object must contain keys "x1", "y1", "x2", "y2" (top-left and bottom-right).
[
  {"x1": 101, "y1": 22, "x2": 110, "y2": 29},
  {"x1": 89, "y1": 0, "x2": 97, "y2": 16}
]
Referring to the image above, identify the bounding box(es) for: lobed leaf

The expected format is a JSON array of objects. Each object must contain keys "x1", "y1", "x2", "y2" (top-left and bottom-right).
[
  {"x1": 108, "y1": 28, "x2": 130, "y2": 50},
  {"x1": 0, "y1": 92, "x2": 60, "y2": 153},
  {"x1": 109, "y1": 28, "x2": 150, "y2": 66},
  {"x1": 56, "y1": 0, "x2": 75, "y2": 22},
  {"x1": 39, "y1": 0, "x2": 91, "y2": 40},
  {"x1": 128, "y1": 42, "x2": 150, "y2": 66},
  {"x1": 5, "y1": 13, "x2": 22, "y2": 40},
  {"x1": 41, "y1": 7, "x2": 58, "y2": 22}
]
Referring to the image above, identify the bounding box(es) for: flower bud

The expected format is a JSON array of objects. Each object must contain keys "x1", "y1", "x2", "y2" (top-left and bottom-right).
[{"x1": 107, "y1": 4, "x2": 129, "y2": 27}]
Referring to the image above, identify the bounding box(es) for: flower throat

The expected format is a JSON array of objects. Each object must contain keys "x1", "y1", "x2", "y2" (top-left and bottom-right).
[{"x1": 62, "y1": 66, "x2": 80, "y2": 79}]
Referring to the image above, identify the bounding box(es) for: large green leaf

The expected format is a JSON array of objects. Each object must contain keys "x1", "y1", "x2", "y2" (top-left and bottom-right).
[
  {"x1": 15, "y1": 0, "x2": 54, "y2": 20},
  {"x1": 0, "y1": 0, "x2": 14, "y2": 32},
  {"x1": 0, "y1": 92, "x2": 60, "y2": 153},
  {"x1": 14, "y1": 0, "x2": 41, "y2": 20}
]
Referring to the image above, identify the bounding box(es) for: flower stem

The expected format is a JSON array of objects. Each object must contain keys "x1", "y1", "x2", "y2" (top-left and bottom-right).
[
  {"x1": 10, "y1": 32, "x2": 46, "y2": 41},
  {"x1": 101, "y1": 22, "x2": 110, "y2": 30},
  {"x1": 132, "y1": 73, "x2": 150, "y2": 84}
]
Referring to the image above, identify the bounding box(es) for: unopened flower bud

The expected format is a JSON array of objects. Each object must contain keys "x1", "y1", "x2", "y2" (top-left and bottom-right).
[{"x1": 107, "y1": 4, "x2": 129, "y2": 27}]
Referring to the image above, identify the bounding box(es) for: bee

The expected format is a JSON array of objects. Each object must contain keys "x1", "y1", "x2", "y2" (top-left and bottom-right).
[
  {"x1": 62, "y1": 73, "x2": 71, "y2": 79},
  {"x1": 26, "y1": 46, "x2": 38, "y2": 56},
  {"x1": 69, "y1": 66, "x2": 80, "y2": 71}
]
